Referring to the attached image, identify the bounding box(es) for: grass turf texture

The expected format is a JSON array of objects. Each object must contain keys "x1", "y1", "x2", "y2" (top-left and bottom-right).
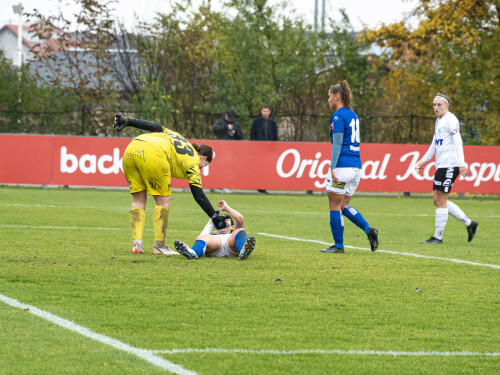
[{"x1": 0, "y1": 186, "x2": 498, "y2": 374}]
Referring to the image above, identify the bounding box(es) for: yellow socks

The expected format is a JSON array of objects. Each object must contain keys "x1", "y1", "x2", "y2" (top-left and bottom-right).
[
  {"x1": 153, "y1": 205, "x2": 170, "y2": 242},
  {"x1": 130, "y1": 208, "x2": 145, "y2": 240}
]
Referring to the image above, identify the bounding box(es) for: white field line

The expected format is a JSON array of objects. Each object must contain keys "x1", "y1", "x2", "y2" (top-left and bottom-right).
[
  {"x1": 2, "y1": 293, "x2": 498, "y2": 363},
  {"x1": 2, "y1": 224, "x2": 498, "y2": 269},
  {"x1": 151, "y1": 348, "x2": 500, "y2": 357},
  {"x1": 259, "y1": 233, "x2": 500, "y2": 270},
  {"x1": 2, "y1": 203, "x2": 499, "y2": 218},
  {"x1": 0, "y1": 293, "x2": 197, "y2": 375}
]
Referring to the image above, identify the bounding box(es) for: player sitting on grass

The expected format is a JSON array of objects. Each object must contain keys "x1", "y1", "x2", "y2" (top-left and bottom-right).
[{"x1": 174, "y1": 200, "x2": 256, "y2": 260}]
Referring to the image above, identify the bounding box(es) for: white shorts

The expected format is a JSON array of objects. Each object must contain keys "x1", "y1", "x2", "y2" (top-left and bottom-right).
[
  {"x1": 325, "y1": 167, "x2": 362, "y2": 196},
  {"x1": 205, "y1": 233, "x2": 238, "y2": 258}
]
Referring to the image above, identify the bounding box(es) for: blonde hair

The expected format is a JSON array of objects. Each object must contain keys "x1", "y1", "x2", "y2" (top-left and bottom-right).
[{"x1": 435, "y1": 92, "x2": 451, "y2": 105}]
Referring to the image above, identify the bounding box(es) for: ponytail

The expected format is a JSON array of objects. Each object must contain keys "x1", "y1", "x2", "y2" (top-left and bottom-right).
[{"x1": 329, "y1": 80, "x2": 353, "y2": 109}]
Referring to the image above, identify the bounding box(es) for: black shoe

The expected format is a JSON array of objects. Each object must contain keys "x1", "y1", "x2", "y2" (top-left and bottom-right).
[
  {"x1": 421, "y1": 236, "x2": 443, "y2": 244},
  {"x1": 320, "y1": 245, "x2": 344, "y2": 253},
  {"x1": 174, "y1": 241, "x2": 198, "y2": 259},
  {"x1": 367, "y1": 227, "x2": 379, "y2": 251},
  {"x1": 257, "y1": 189, "x2": 269, "y2": 194},
  {"x1": 467, "y1": 221, "x2": 479, "y2": 242}
]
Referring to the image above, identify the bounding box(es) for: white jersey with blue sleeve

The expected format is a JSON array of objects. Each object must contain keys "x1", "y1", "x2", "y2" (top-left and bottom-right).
[{"x1": 329, "y1": 107, "x2": 362, "y2": 168}]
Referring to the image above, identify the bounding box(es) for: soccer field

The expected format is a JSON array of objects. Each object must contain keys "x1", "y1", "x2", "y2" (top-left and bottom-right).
[{"x1": 0, "y1": 186, "x2": 498, "y2": 374}]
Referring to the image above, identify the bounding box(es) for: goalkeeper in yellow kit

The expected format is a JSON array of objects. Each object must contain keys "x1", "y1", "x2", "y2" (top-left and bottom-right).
[{"x1": 114, "y1": 114, "x2": 228, "y2": 255}]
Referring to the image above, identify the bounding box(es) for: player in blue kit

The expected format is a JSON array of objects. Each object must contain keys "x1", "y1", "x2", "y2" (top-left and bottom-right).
[{"x1": 320, "y1": 81, "x2": 379, "y2": 253}]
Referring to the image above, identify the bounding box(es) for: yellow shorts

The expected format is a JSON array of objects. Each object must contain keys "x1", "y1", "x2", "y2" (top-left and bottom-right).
[{"x1": 122, "y1": 139, "x2": 172, "y2": 196}]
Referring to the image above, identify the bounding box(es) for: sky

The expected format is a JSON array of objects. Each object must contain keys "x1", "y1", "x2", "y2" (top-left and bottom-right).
[{"x1": 2, "y1": 0, "x2": 418, "y2": 31}]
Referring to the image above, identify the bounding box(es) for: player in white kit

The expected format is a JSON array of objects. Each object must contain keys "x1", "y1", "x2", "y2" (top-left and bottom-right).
[
  {"x1": 174, "y1": 200, "x2": 256, "y2": 260},
  {"x1": 416, "y1": 92, "x2": 479, "y2": 244}
]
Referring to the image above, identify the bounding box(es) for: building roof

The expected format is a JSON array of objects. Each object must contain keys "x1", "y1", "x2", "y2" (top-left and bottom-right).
[{"x1": 0, "y1": 24, "x2": 79, "y2": 56}]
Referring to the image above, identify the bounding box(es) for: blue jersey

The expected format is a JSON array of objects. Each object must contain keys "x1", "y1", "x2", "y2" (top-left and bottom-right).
[{"x1": 329, "y1": 107, "x2": 362, "y2": 168}]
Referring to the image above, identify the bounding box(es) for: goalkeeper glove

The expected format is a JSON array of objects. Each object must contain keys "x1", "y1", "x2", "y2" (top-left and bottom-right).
[
  {"x1": 211, "y1": 213, "x2": 228, "y2": 230},
  {"x1": 113, "y1": 113, "x2": 128, "y2": 131}
]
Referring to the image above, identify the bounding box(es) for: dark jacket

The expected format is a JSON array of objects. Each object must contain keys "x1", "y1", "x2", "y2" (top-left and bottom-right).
[
  {"x1": 250, "y1": 116, "x2": 278, "y2": 141},
  {"x1": 213, "y1": 117, "x2": 243, "y2": 140}
]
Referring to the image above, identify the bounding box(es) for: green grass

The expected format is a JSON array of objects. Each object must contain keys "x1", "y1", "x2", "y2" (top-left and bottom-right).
[{"x1": 0, "y1": 186, "x2": 499, "y2": 374}]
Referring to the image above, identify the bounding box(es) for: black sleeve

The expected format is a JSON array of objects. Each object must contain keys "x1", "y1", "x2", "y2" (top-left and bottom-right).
[
  {"x1": 250, "y1": 119, "x2": 257, "y2": 140},
  {"x1": 212, "y1": 118, "x2": 227, "y2": 136},
  {"x1": 128, "y1": 118, "x2": 164, "y2": 132},
  {"x1": 189, "y1": 184, "x2": 216, "y2": 217},
  {"x1": 234, "y1": 122, "x2": 244, "y2": 140},
  {"x1": 272, "y1": 120, "x2": 278, "y2": 141}
]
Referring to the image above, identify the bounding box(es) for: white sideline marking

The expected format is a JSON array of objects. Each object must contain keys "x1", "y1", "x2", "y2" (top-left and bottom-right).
[
  {"x1": 2, "y1": 224, "x2": 497, "y2": 269},
  {"x1": 0, "y1": 293, "x2": 197, "y2": 375},
  {"x1": 152, "y1": 348, "x2": 500, "y2": 357},
  {"x1": 259, "y1": 233, "x2": 500, "y2": 270}
]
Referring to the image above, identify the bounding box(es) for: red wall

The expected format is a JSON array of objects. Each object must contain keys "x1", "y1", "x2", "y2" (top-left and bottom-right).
[{"x1": 1, "y1": 134, "x2": 499, "y2": 193}]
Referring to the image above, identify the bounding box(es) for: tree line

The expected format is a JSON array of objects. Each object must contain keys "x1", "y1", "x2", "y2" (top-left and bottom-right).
[{"x1": 0, "y1": 0, "x2": 498, "y2": 144}]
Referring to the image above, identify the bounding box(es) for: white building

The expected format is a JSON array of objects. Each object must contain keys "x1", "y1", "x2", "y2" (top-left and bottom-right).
[{"x1": 0, "y1": 24, "x2": 40, "y2": 65}]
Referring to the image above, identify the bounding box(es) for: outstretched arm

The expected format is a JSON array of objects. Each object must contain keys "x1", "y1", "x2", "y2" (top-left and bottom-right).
[
  {"x1": 113, "y1": 114, "x2": 163, "y2": 132},
  {"x1": 218, "y1": 200, "x2": 244, "y2": 229},
  {"x1": 189, "y1": 184, "x2": 227, "y2": 230}
]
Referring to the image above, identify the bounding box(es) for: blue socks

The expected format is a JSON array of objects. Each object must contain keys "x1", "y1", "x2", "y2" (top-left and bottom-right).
[
  {"x1": 342, "y1": 205, "x2": 370, "y2": 235},
  {"x1": 192, "y1": 240, "x2": 207, "y2": 258},
  {"x1": 330, "y1": 210, "x2": 344, "y2": 248},
  {"x1": 235, "y1": 230, "x2": 248, "y2": 252}
]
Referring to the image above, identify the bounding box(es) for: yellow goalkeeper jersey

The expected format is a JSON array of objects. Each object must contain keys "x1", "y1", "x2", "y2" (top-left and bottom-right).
[{"x1": 134, "y1": 128, "x2": 202, "y2": 187}]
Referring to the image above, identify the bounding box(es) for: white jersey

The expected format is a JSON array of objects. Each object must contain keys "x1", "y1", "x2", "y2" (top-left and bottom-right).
[{"x1": 421, "y1": 111, "x2": 465, "y2": 169}]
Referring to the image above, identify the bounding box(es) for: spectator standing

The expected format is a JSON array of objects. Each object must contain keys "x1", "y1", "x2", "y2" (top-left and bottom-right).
[
  {"x1": 250, "y1": 105, "x2": 278, "y2": 141},
  {"x1": 250, "y1": 105, "x2": 278, "y2": 194},
  {"x1": 213, "y1": 108, "x2": 243, "y2": 140}
]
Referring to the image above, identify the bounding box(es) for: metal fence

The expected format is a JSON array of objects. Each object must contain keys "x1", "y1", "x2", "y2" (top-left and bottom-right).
[{"x1": 0, "y1": 108, "x2": 483, "y2": 144}]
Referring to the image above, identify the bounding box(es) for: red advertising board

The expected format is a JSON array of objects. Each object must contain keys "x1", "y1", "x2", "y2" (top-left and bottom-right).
[{"x1": 1, "y1": 134, "x2": 499, "y2": 194}]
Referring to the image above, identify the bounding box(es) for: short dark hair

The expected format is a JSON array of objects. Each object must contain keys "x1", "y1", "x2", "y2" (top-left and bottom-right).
[{"x1": 221, "y1": 214, "x2": 234, "y2": 226}]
